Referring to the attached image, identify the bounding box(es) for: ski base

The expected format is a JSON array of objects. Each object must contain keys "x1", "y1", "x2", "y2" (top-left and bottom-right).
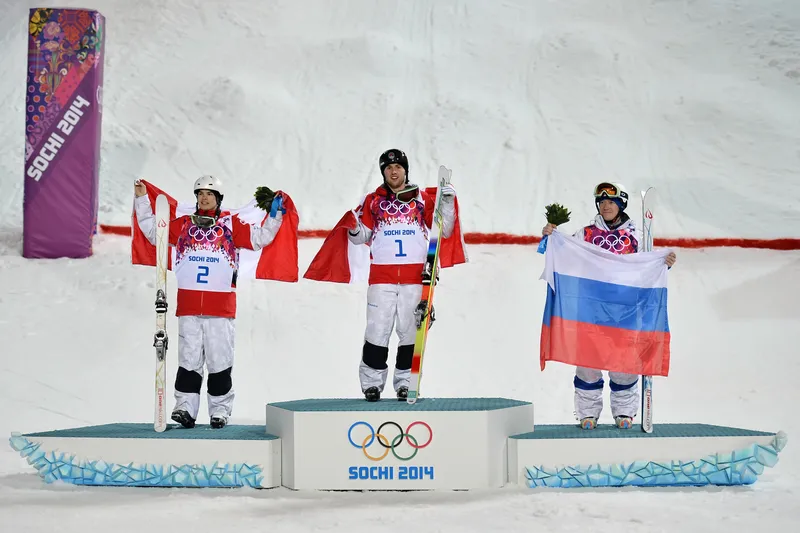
[
  {"x1": 154, "y1": 194, "x2": 170, "y2": 432},
  {"x1": 641, "y1": 375, "x2": 653, "y2": 433},
  {"x1": 407, "y1": 165, "x2": 451, "y2": 404}
]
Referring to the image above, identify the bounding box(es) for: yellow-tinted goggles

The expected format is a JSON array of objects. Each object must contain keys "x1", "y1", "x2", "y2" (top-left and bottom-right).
[{"x1": 594, "y1": 182, "x2": 623, "y2": 199}]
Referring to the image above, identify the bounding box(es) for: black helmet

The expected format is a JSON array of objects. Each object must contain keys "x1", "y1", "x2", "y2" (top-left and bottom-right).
[{"x1": 379, "y1": 148, "x2": 409, "y2": 180}]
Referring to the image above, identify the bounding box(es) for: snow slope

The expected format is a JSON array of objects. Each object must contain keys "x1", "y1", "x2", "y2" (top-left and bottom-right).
[
  {"x1": 1, "y1": 0, "x2": 800, "y2": 237},
  {"x1": 1, "y1": 0, "x2": 799, "y2": 531}
]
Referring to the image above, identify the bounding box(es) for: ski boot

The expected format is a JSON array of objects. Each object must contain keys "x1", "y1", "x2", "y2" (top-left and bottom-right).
[
  {"x1": 615, "y1": 416, "x2": 633, "y2": 429},
  {"x1": 397, "y1": 386, "x2": 408, "y2": 401},
  {"x1": 210, "y1": 415, "x2": 228, "y2": 429},
  {"x1": 364, "y1": 386, "x2": 380, "y2": 402},
  {"x1": 579, "y1": 417, "x2": 597, "y2": 430},
  {"x1": 171, "y1": 409, "x2": 196, "y2": 429}
]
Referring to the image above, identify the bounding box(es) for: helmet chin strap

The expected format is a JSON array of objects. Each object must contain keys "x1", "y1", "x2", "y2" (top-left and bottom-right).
[
  {"x1": 194, "y1": 193, "x2": 222, "y2": 220},
  {"x1": 603, "y1": 211, "x2": 627, "y2": 230},
  {"x1": 383, "y1": 174, "x2": 408, "y2": 193}
]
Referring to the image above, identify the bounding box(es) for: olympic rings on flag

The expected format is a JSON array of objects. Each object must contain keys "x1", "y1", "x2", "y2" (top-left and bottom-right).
[
  {"x1": 379, "y1": 199, "x2": 415, "y2": 216},
  {"x1": 348, "y1": 420, "x2": 433, "y2": 462},
  {"x1": 591, "y1": 233, "x2": 631, "y2": 252},
  {"x1": 188, "y1": 226, "x2": 224, "y2": 243}
]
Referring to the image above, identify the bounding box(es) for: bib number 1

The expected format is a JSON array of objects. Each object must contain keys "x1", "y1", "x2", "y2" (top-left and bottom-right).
[{"x1": 395, "y1": 239, "x2": 407, "y2": 257}]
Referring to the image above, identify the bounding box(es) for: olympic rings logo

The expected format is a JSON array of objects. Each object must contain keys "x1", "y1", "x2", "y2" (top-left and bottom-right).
[
  {"x1": 592, "y1": 233, "x2": 631, "y2": 252},
  {"x1": 348, "y1": 421, "x2": 433, "y2": 462},
  {"x1": 378, "y1": 199, "x2": 416, "y2": 216},
  {"x1": 188, "y1": 226, "x2": 224, "y2": 243}
]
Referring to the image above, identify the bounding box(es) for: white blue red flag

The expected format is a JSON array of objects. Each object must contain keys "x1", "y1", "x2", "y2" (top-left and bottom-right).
[{"x1": 539, "y1": 230, "x2": 672, "y2": 376}]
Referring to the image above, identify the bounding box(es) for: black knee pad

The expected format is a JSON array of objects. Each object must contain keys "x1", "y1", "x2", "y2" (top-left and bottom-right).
[
  {"x1": 175, "y1": 366, "x2": 203, "y2": 394},
  {"x1": 396, "y1": 344, "x2": 414, "y2": 370},
  {"x1": 208, "y1": 367, "x2": 233, "y2": 397},
  {"x1": 610, "y1": 379, "x2": 638, "y2": 392},
  {"x1": 362, "y1": 342, "x2": 389, "y2": 370}
]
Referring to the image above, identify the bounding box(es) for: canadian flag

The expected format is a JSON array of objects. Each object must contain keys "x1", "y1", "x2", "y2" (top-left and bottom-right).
[
  {"x1": 131, "y1": 179, "x2": 299, "y2": 282},
  {"x1": 303, "y1": 188, "x2": 468, "y2": 283}
]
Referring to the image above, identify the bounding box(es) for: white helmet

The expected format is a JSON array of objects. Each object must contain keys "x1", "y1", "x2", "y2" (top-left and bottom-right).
[{"x1": 193, "y1": 175, "x2": 224, "y2": 196}]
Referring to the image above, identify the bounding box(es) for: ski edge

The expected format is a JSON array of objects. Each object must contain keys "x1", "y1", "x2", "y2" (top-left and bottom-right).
[{"x1": 640, "y1": 187, "x2": 655, "y2": 434}]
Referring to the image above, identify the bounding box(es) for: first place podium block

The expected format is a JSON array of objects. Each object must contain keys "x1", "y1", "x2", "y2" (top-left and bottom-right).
[{"x1": 266, "y1": 397, "x2": 534, "y2": 490}]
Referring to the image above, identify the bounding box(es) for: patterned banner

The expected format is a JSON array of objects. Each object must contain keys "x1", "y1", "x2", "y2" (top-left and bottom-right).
[{"x1": 23, "y1": 8, "x2": 105, "y2": 258}]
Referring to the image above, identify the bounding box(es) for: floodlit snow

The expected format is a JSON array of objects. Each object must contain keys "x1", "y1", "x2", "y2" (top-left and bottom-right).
[{"x1": 1, "y1": 0, "x2": 799, "y2": 531}]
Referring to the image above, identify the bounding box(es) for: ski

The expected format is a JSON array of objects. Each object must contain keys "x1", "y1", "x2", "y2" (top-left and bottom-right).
[
  {"x1": 640, "y1": 187, "x2": 655, "y2": 433},
  {"x1": 407, "y1": 165, "x2": 450, "y2": 404},
  {"x1": 153, "y1": 194, "x2": 170, "y2": 432}
]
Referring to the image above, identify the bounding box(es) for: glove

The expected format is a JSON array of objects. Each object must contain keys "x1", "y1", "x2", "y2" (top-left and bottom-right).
[
  {"x1": 269, "y1": 193, "x2": 286, "y2": 218},
  {"x1": 414, "y1": 302, "x2": 436, "y2": 330},
  {"x1": 348, "y1": 209, "x2": 362, "y2": 236},
  {"x1": 441, "y1": 184, "x2": 456, "y2": 198}
]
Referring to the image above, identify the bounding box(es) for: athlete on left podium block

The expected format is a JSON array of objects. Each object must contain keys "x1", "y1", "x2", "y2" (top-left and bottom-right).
[{"x1": 133, "y1": 176, "x2": 297, "y2": 429}]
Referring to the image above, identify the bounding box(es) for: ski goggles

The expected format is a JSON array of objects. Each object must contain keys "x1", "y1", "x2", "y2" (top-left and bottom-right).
[
  {"x1": 190, "y1": 214, "x2": 217, "y2": 228},
  {"x1": 395, "y1": 185, "x2": 419, "y2": 203},
  {"x1": 594, "y1": 182, "x2": 626, "y2": 200}
]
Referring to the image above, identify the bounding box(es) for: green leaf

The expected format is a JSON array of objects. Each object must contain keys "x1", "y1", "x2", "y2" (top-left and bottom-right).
[
  {"x1": 254, "y1": 186, "x2": 276, "y2": 212},
  {"x1": 545, "y1": 203, "x2": 571, "y2": 225}
]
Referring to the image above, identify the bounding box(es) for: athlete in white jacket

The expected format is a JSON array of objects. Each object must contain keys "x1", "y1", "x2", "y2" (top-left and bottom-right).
[
  {"x1": 134, "y1": 175, "x2": 284, "y2": 428},
  {"x1": 543, "y1": 182, "x2": 676, "y2": 429},
  {"x1": 347, "y1": 149, "x2": 456, "y2": 401}
]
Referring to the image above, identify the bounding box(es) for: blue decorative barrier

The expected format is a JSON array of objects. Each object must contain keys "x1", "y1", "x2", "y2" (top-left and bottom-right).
[
  {"x1": 9, "y1": 434, "x2": 265, "y2": 488},
  {"x1": 524, "y1": 431, "x2": 788, "y2": 488}
]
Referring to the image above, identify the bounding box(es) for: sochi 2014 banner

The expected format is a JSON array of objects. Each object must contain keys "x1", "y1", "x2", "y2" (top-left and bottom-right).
[{"x1": 23, "y1": 8, "x2": 105, "y2": 258}]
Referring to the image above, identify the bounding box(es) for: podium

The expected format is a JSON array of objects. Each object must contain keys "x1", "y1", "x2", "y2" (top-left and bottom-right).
[{"x1": 9, "y1": 397, "x2": 787, "y2": 489}]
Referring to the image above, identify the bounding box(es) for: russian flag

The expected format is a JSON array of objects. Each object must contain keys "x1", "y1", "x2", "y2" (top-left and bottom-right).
[{"x1": 539, "y1": 230, "x2": 672, "y2": 377}]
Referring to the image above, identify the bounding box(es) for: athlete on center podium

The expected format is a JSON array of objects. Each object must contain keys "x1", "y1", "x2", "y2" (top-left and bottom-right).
[{"x1": 303, "y1": 148, "x2": 468, "y2": 401}]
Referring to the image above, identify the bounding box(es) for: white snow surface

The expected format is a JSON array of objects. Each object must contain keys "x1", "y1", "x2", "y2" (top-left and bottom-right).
[
  {"x1": 0, "y1": 0, "x2": 799, "y2": 531},
  {"x1": 2, "y1": 0, "x2": 800, "y2": 237}
]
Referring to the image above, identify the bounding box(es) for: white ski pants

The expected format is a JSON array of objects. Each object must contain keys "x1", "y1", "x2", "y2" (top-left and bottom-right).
[
  {"x1": 174, "y1": 315, "x2": 235, "y2": 420},
  {"x1": 574, "y1": 366, "x2": 639, "y2": 420},
  {"x1": 359, "y1": 283, "x2": 423, "y2": 393}
]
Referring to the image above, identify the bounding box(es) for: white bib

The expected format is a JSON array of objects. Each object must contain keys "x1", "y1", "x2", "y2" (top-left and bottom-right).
[{"x1": 371, "y1": 222, "x2": 428, "y2": 265}]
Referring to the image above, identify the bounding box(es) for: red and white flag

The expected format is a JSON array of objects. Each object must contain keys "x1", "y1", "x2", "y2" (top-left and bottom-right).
[
  {"x1": 131, "y1": 179, "x2": 299, "y2": 282},
  {"x1": 303, "y1": 188, "x2": 468, "y2": 283}
]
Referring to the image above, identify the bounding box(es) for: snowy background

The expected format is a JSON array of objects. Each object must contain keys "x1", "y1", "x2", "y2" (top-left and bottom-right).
[{"x1": 1, "y1": 0, "x2": 799, "y2": 531}]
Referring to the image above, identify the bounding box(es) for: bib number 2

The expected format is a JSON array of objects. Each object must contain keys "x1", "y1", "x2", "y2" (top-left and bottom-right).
[{"x1": 196, "y1": 265, "x2": 209, "y2": 284}]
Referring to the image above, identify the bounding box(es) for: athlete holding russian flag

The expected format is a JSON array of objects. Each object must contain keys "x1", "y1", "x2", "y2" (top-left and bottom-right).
[{"x1": 542, "y1": 182, "x2": 676, "y2": 430}]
